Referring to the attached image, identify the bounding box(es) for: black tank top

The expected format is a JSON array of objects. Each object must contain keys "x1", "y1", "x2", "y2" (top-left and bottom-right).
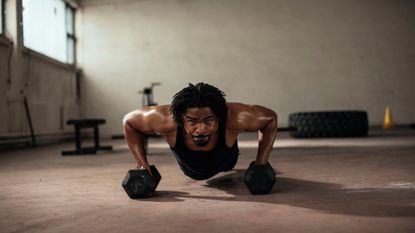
[{"x1": 170, "y1": 125, "x2": 238, "y2": 179}]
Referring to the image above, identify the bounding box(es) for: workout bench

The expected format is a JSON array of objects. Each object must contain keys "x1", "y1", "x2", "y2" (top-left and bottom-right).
[{"x1": 62, "y1": 119, "x2": 113, "y2": 155}]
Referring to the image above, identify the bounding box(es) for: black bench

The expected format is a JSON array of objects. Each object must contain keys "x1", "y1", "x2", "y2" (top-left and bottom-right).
[{"x1": 62, "y1": 119, "x2": 113, "y2": 155}]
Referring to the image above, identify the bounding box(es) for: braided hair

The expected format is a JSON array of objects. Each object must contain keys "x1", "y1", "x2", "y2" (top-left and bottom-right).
[{"x1": 170, "y1": 83, "x2": 228, "y2": 129}]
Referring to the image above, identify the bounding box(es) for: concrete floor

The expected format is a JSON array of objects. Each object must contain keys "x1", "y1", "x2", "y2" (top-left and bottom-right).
[{"x1": 0, "y1": 129, "x2": 414, "y2": 233}]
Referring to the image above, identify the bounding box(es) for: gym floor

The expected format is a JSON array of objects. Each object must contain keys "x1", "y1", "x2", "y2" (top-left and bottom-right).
[{"x1": 1, "y1": 129, "x2": 414, "y2": 233}]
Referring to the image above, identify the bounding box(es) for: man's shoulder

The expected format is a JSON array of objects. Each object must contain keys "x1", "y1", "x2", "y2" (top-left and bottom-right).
[
  {"x1": 225, "y1": 102, "x2": 272, "y2": 131},
  {"x1": 150, "y1": 104, "x2": 170, "y2": 113},
  {"x1": 141, "y1": 104, "x2": 176, "y2": 133},
  {"x1": 226, "y1": 102, "x2": 252, "y2": 117},
  {"x1": 150, "y1": 104, "x2": 171, "y2": 114},
  {"x1": 226, "y1": 102, "x2": 270, "y2": 114},
  {"x1": 225, "y1": 102, "x2": 247, "y2": 131},
  {"x1": 226, "y1": 102, "x2": 248, "y2": 112},
  {"x1": 151, "y1": 104, "x2": 175, "y2": 123},
  {"x1": 138, "y1": 104, "x2": 172, "y2": 119}
]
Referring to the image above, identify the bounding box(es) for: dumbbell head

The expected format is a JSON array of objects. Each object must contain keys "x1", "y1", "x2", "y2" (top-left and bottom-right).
[
  {"x1": 122, "y1": 165, "x2": 161, "y2": 199},
  {"x1": 244, "y1": 161, "x2": 276, "y2": 195}
]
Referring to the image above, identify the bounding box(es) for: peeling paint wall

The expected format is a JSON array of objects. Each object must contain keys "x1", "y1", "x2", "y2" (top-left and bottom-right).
[
  {"x1": 78, "y1": 0, "x2": 415, "y2": 136},
  {"x1": 0, "y1": 0, "x2": 79, "y2": 142},
  {"x1": 2, "y1": 0, "x2": 414, "y2": 140}
]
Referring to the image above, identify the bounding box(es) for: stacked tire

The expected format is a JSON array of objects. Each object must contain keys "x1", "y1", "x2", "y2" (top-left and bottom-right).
[{"x1": 289, "y1": 111, "x2": 369, "y2": 138}]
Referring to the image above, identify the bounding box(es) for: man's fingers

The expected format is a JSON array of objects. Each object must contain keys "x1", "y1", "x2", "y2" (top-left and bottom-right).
[{"x1": 137, "y1": 164, "x2": 153, "y2": 176}]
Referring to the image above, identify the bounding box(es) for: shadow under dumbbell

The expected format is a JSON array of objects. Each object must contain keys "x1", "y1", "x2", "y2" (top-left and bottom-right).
[{"x1": 141, "y1": 169, "x2": 415, "y2": 218}]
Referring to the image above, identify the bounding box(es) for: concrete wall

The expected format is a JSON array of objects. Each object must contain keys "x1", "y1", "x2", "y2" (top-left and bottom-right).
[
  {"x1": 81, "y1": 0, "x2": 414, "y2": 136},
  {"x1": 0, "y1": 0, "x2": 79, "y2": 142}
]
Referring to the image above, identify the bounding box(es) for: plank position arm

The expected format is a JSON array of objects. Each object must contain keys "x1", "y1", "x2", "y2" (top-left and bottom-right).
[
  {"x1": 122, "y1": 105, "x2": 175, "y2": 172},
  {"x1": 228, "y1": 103, "x2": 278, "y2": 165}
]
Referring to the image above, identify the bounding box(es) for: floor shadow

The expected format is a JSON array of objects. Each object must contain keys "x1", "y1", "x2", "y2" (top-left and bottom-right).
[
  {"x1": 135, "y1": 191, "x2": 189, "y2": 203},
  {"x1": 147, "y1": 169, "x2": 415, "y2": 217}
]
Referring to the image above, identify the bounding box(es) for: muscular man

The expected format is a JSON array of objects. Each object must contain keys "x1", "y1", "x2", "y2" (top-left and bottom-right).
[{"x1": 123, "y1": 83, "x2": 278, "y2": 180}]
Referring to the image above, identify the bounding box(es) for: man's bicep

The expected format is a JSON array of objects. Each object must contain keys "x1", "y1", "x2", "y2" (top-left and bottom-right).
[
  {"x1": 123, "y1": 109, "x2": 155, "y2": 134},
  {"x1": 123, "y1": 106, "x2": 175, "y2": 135},
  {"x1": 232, "y1": 104, "x2": 277, "y2": 132}
]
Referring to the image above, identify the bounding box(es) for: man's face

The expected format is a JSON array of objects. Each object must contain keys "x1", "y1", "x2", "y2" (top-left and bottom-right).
[{"x1": 183, "y1": 107, "x2": 219, "y2": 147}]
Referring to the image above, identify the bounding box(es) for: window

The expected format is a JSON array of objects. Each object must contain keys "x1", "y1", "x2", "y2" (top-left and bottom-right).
[
  {"x1": 0, "y1": 0, "x2": 4, "y2": 35},
  {"x1": 22, "y1": 0, "x2": 75, "y2": 64},
  {"x1": 66, "y1": 5, "x2": 75, "y2": 64}
]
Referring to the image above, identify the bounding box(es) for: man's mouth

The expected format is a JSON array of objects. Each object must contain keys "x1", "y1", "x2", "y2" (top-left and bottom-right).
[
  {"x1": 193, "y1": 135, "x2": 210, "y2": 147},
  {"x1": 193, "y1": 135, "x2": 208, "y2": 140}
]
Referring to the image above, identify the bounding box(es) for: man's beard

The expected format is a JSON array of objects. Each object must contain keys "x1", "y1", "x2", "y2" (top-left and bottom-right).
[{"x1": 193, "y1": 135, "x2": 210, "y2": 147}]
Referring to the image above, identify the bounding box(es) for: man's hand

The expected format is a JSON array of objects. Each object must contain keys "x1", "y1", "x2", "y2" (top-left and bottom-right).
[
  {"x1": 138, "y1": 164, "x2": 153, "y2": 176},
  {"x1": 123, "y1": 105, "x2": 176, "y2": 175},
  {"x1": 227, "y1": 103, "x2": 278, "y2": 165},
  {"x1": 122, "y1": 165, "x2": 162, "y2": 199}
]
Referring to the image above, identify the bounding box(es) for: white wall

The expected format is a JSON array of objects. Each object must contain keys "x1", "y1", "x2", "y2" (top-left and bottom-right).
[
  {"x1": 0, "y1": 0, "x2": 79, "y2": 142},
  {"x1": 78, "y1": 0, "x2": 415, "y2": 136}
]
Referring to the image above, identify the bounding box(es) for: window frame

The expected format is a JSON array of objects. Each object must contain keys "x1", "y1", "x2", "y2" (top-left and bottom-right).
[
  {"x1": 1, "y1": 0, "x2": 4, "y2": 36},
  {"x1": 21, "y1": 0, "x2": 77, "y2": 67},
  {"x1": 66, "y1": 3, "x2": 76, "y2": 65},
  {"x1": 0, "y1": 1, "x2": 13, "y2": 47}
]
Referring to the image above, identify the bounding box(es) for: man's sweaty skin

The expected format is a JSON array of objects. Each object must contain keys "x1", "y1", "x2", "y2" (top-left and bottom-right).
[
  {"x1": 182, "y1": 107, "x2": 219, "y2": 149},
  {"x1": 123, "y1": 102, "x2": 278, "y2": 174}
]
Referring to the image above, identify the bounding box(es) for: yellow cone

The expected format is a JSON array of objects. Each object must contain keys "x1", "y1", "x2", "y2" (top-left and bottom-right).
[{"x1": 383, "y1": 105, "x2": 393, "y2": 129}]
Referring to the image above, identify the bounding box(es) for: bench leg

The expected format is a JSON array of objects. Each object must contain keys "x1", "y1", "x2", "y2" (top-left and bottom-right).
[
  {"x1": 62, "y1": 123, "x2": 112, "y2": 156},
  {"x1": 62, "y1": 125, "x2": 98, "y2": 155},
  {"x1": 75, "y1": 125, "x2": 82, "y2": 152},
  {"x1": 93, "y1": 126, "x2": 113, "y2": 151},
  {"x1": 94, "y1": 126, "x2": 100, "y2": 148}
]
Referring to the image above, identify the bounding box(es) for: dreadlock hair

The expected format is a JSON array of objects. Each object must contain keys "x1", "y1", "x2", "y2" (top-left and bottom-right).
[{"x1": 170, "y1": 83, "x2": 228, "y2": 130}]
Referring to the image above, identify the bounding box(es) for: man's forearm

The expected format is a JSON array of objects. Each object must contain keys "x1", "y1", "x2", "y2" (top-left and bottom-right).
[
  {"x1": 123, "y1": 121, "x2": 149, "y2": 169},
  {"x1": 256, "y1": 117, "x2": 278, "y2": 165}
]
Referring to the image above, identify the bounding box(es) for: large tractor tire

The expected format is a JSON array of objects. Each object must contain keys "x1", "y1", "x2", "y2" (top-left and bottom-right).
[{"x1": 289, "y1": 111, "x2": 369, "y2": 138}]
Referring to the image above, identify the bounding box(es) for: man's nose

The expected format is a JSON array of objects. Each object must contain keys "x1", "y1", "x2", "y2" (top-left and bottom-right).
[{"x1": 195, "y1": 123, "x2": 207, "y2": 134}]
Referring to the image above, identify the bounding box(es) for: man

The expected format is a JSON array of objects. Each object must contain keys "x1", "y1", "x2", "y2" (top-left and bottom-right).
[{"x1": 123, "y1": 83, "x2": 278, "y2": 180}]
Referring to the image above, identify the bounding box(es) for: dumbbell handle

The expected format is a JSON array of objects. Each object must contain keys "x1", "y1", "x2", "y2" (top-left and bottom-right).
[{"x1": 137, "y1": 164, "x2": 153, "y2": 176}]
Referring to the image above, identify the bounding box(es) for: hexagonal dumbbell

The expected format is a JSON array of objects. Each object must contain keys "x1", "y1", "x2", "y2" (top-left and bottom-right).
[
  {"x1": 244, "y1": 161, "x2": 276, "y2": 195},
  {"x1": 122, "y1": 165, "x2": 162, "y2": 199}
]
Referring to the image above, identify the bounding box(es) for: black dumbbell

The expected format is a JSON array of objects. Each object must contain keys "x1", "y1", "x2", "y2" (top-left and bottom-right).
[
  {"x1": 244, "y1": 161, "x2": 276, "y2": 195},
  {"x1": 122, "y1": 165, "x2": 162, "y2": 199}
]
